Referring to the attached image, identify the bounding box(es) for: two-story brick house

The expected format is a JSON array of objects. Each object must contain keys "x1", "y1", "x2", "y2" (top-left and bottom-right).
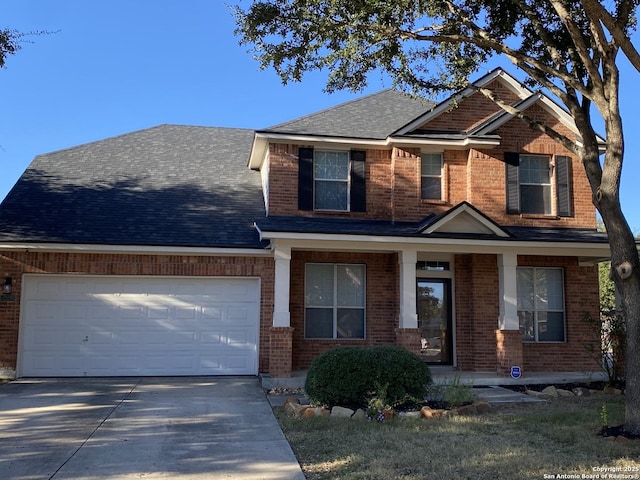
[{"x1": 0, "y1": 68, "x2": 609, "y2": 380}]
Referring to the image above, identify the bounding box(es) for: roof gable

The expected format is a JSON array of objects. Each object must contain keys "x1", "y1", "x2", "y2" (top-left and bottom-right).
[{"x1": 419, "y1": 202, "x2": 510, "y2": 237}]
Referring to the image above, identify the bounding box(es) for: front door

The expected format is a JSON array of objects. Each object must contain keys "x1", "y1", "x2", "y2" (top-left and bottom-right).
[{"x1": 417, "y1": 279, "x2": 453, "y2": 365}]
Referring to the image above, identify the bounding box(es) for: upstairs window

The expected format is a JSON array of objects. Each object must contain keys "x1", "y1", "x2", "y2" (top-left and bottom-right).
[
  {"x1": 517, "y1": 267, "x2": 565, "y2": 342},
  {"x1": 305, "y1": 263, "x2": 366, "y2": 339},
  {"x1": 421, "y1": 153, "x2": 443, "y2": 200},
  {"x1": 506, "y1": 153, "x2": 573, "y2": 217},
  {"x1": 298, "y1": 147, "x2": 366, "y2": 212},
  {"x1": 314, "y1": 151, "x2": 350, "y2": 210},
  {"x1": 519, "y1": 155, "x2": 552, "y2": 214}
]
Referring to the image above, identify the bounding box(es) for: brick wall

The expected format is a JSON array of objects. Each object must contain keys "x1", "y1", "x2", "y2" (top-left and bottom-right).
[
  {"x1": 289, "y1": 250, "x2": 398, "y2": 370},
  {"x1": 519, "y1": 255, "x2": 600, "y2": 372},
  {"x1": 421, "y1": 80, "x2": 520, "y2": 132},
  {"x1": 454, "y1": 254, "x2": 500, "y2": 371},
  {"x1": 0, "y1": 252, "x2": 275, "y2": 374},
  {"x1": 266, "y1": 103, "x2": 596, "y2": 229}
]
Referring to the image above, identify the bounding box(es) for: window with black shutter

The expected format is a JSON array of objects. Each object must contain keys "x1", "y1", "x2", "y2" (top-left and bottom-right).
[
  {"x1": 297, "y1": 147, "x2": 366, "y2": 212},
  {"x1": 505, "y1": 153, "x2": 573, "y2": 217}
]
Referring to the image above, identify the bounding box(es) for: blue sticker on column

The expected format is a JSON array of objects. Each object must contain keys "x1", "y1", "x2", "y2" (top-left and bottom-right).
[{"x1": 510, "y1": 366, "x2": 521, "y2": 379}]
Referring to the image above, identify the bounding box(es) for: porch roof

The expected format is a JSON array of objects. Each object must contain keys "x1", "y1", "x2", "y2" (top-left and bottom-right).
[{"x1": 255, "y1": 215, "x2": 609, "y2": 244}]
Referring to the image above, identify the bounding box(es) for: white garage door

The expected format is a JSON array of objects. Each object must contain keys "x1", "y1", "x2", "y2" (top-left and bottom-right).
[{"x1": 18, "y1": 275, "x2": 260, "y2": 377}]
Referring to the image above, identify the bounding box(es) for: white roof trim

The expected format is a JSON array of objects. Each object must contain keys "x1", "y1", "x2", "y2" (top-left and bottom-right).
[
  {"x1": 248, "y1": 131, "x2": 502, "y2": 169},
  {"x1": 0, "y1": 243, "x2": 273, "y2": 256},
  {"x1": 260, "y1": 231, "x2": 610, "y2": 258},
  {"x1": 421, "y1": 203, "x2": 510, "y2": 237}
]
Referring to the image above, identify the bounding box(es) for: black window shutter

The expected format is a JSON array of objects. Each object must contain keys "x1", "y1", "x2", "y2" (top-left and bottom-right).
[
  {"x1": 506, "y1": 156, "x2": 520, "y2": 214},
  {"x1": 556, "y1": 155, "x2": 573, "y2": 217},
  {"x1": 350, "y1": 150, "x2": 366, "y2": 212},
  {"x1": 298, "y1": 147, "x2": 314, "y2": 210},
  {"x1": 504, "y1": 151, "x2": 520, "y2": 167}
]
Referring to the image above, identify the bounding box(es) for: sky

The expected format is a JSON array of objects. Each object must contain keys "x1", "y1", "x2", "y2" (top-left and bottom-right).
[{"x1": 2, "y1": 1, "x2": 640, "y2": 232}]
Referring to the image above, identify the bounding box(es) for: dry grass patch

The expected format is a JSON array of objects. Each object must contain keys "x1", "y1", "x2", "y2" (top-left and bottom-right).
[{"x1": 275, "y1": 395, "x2": 640, "y2": 479}]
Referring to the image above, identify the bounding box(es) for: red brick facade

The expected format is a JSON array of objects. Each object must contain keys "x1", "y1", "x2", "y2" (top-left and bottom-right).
[
  {"x1": 0, "y1": 252, "x2": 275, "y2": 374},
  {"x1": 0, "y1": 82, "x2": 604, "y2": 379}
]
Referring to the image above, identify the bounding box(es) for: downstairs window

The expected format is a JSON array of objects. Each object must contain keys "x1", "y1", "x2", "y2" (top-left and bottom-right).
[{"x1": 305, "y1": 263, "x2": 365, "y2": 339}]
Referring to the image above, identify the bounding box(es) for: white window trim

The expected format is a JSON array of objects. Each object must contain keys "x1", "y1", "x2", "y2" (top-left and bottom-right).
[
  {"x1": 519, "y1": 154, "x2": 553, "y2": 215},
  {"x1": 518, "y1": 266, "x2": 566, "y2": 343},
  {"x1": 304, "y1": 263, "x2": 366, "y2": 339},
  {"x1": 421, "y1": 153, "x2": 444, "y2": 201},
  {"x1": 313, "y1": 150, "x2": 351, "y2": 212}
]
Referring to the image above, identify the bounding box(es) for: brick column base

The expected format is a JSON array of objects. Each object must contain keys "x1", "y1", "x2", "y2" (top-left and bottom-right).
[
  {"x1": 269, "y1": 327, "x2": 294, "y2": 378},
  {"x1": 496, "y1": 329, "x2": 524, "y2": 376},
  {"x1": 395, "y1": 328, "x2": 422, "y2": 356}
]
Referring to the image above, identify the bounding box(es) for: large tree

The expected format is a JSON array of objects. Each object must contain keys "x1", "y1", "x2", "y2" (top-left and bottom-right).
[{"x1": 234, "y1": 0, "x2": 640, "y2": 433}]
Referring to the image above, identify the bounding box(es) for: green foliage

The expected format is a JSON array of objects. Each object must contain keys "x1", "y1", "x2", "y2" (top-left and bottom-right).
[
  {"x1": 426, "y1": 373, "x2": 475, "y2": 408},
  {"x1": 601, "y1": 403, "x2": 609, "y2": 428},
  {"x1": 232, "y1": 0, "x2": 635, "y2": 101},
  {"x1": 0, "y1": 29, "x2": 21, "y2": 68},
  {"x1": 304, "y1": 345, "x2": 432, "y2": 408}
]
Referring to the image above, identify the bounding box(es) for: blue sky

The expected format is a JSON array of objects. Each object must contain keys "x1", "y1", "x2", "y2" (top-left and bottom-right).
[{"x1": 2, "y1": 1, "x2": 639, "y2": 232}]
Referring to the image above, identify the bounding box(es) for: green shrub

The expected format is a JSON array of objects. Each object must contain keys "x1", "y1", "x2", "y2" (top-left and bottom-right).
[{"x1": 304, "y1": 345, "x2": 432, "y2": 408}]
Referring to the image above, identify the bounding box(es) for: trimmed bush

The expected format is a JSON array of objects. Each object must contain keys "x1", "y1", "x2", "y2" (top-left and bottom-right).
[{"x1": 304, "y1": 345, "x2": 432, "y2": 408}]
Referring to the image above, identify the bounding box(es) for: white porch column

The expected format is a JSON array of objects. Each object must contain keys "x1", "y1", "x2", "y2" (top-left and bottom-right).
[
  {"x1": 498, "y1": 252, "x2": 519, "y2": 330},
  {"x1": 398, "y1": 249, "x2": 418, "y2": 329},
  {"x1": 273, "y1": 245, "x2": 291, "y2": 327}
]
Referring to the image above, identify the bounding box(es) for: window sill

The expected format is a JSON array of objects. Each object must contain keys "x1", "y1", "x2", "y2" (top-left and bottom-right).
[
  {"x1": 420, "y1": 199, "x2": 448, "y2": 205},
  {"x1": 304, "y1": 338, "x2": 367, "y2": 341},
  {"x1": 519, "y1": 214, "x2": 560, "y2": 220}
]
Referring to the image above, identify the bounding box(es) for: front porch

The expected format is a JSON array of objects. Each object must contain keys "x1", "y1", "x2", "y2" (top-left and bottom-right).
[{"x1": 260, "y1": 368, "x2": 608, "y2": 390}]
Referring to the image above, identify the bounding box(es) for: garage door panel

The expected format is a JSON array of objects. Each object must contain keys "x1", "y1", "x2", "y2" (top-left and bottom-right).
[{"x1": 19, "y1": 276, "x2": 260, "y2": 377}]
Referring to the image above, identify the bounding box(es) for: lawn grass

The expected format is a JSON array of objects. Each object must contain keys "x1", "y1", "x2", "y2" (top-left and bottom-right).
[{"x1": 275, "y1": 395, "x2": 640, "y2": 479}]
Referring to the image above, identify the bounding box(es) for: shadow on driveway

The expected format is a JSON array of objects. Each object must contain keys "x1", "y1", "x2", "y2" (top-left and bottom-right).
[{"x1": 0, "y1": 377, "x2": 305, "y2": 479}]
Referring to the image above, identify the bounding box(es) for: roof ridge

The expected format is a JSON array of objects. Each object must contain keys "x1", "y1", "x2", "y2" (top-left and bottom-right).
[
  {"x1": 263, "y1": 89, "x2": 398, "y2": 130},
  {"x1": 33, "y1": 125, "x2": 256, "y2": 158}
]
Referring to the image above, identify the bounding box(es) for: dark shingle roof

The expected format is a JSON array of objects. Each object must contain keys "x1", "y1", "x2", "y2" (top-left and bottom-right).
[
  {"x1": 263, "y1": 90, "x2": 434, "y2": 139},
  {"x1": 0, "y1": 125, "x2": 268, "y2": 248}
]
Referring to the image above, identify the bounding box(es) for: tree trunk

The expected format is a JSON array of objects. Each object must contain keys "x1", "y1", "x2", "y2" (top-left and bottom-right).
[{"x1": 593, "y1": 96, "x2": 640, "y2": 434}]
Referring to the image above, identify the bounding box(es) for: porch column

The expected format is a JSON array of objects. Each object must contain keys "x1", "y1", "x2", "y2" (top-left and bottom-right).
[
  {"x1": 270, "y1": 245, "x2": 293, "y2": 378},
  {"x1": 273, "y1": 245, "x2": 291, "y2": 327},
  {"x1": 498, "y1": 252, "x2": 518, "y2": 330},
  {"x1": 398, "y1": 249, "x2": 418, "y2": 329},
  {"x1": 497, "y1": 252, "x2": 523, "y2": 375},
  {"x1": 396, "y1": 249, "x2": 421, "y2": 355}
]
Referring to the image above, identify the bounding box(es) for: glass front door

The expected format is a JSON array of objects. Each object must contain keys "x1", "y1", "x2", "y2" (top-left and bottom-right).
[{"x1": 417, "y1": 279, "x2": 453, "y2": 364}]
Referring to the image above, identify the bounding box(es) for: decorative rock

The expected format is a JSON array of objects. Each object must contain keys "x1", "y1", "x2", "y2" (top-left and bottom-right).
[
  {"x1": 420, "y1": 406, "x2": 446, "y2": 419},
  {"x1": 573, "y1": 387, "x2": 591, "y2": 396},
  {"x1": 399, "y1": 411, "x2": 422, "y2": 419},
  {"x1": 331, "y1": 406, "x2": 355, "y2": 418},
  {"x1": 303, "y1": 406, "x2": 330, "y2": 418},
  {"x1": 473, "y1": 400, "x2": 492, "y2": 413},
  {"x1": 557, "y1": 389, "x2": 575, "y2": 397},
  {"x1": 615, "y1": 435, "x2": 632, "y2": 444},
  {"x1": 352, "y1": 409, "x2": 366, "y2": 420},
  {"x1": 525, "y1": 390, "x2": 553, "y2": 401},
  {"x1": 604, "y1": 386, "x2": 623, "y2": 396},
  {"x1": 286, "y1": 403, "x2": 310, "y2": 417},
  {"x1": 541, "y1": 386, "x2": 559, "y2": 398}
]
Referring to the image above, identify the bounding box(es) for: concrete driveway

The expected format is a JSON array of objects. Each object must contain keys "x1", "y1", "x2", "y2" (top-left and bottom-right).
[{"x1": 0, "y1": 377, "x2": 305, "y2": 480}]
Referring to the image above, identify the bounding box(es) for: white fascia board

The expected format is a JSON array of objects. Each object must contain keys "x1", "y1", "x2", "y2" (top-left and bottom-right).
[
  {"x1": 259, "y1": 231, "x2": 610, "y2": 258},
  {"x1": 248, "y1": 132, "x2": 500, "y2": 164},
  {"x1": 0, "y1": 243, "x2": 273, "y2": 257},
  {"x1": 388, "y1": 136, "x2": 500, "y2": 150}
]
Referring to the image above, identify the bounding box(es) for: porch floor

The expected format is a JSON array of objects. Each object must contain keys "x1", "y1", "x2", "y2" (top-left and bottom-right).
[{"x1": 260, "y1": 368, "x2": 608, "y2": 390}]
